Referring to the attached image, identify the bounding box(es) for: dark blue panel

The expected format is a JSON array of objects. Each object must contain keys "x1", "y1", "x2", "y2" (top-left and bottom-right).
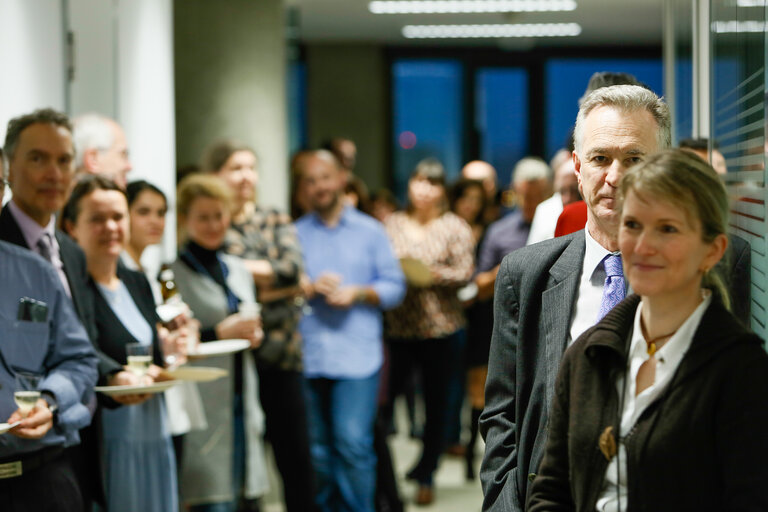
[
  {"x1": 675, "y1": 59, "x2": 693, "y2": 142},
  {"x1": 393, "y1": 59, "x2": 463, "y2": 201},
  {"x1": 288, "y1": 61, "x2": 307, "y2": 155},
  {"x1": 475, "y1": 68, "x2": 529, "y2": 187},
  {"x1": 545, "y1": 58, "x2": 664, "y2": 159}
]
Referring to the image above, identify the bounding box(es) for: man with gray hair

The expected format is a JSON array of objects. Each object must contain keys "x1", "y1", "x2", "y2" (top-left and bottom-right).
[
  {"x1": 72, "y1": 113, "x2": 132, "y2": 188},
  {"x1": 480, "y1": 85, "x2": 671, "y2": 511}
]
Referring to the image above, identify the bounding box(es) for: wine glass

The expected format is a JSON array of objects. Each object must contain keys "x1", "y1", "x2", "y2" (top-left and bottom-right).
[
  {"x1": 126, "y1": 343, "x2": 153, "y2": 380},
  {"x1": 14, "y1": 372, "x2": 41, "y2": 418}
]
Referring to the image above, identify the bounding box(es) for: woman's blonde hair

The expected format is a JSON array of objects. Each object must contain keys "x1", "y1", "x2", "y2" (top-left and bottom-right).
[
  {"x1": 617, "y1": 148, "x2": 731, "y2": 309},
  {"x1": 176, "y1": 174, "x2": 233, "y2": 244},
  {"x1": 177, "y1": 173, "x2": 233, "y2": 217}
]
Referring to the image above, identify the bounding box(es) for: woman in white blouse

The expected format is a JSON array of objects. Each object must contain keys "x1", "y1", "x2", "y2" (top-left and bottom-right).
[{"x1": 527, "y1": 149, "x2": 768, "y2": 511}]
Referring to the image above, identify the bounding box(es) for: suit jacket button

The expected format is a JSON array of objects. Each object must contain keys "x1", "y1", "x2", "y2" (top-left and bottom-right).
[{"x1": 528, "y1": 473, "x2": 537, "y2": 482}]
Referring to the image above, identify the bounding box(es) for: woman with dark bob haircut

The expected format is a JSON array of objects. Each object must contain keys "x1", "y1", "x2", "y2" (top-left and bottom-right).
[
  {"x1": 527, "y1": 149, "x2": 768, "y2": 511},
  {"x1": 63, "y1": 175, "x2": 179, "y2": 512}
]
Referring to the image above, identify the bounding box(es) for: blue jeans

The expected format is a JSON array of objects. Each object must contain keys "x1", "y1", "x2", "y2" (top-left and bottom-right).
[{"x1": 304, "y1": 372, "x2": 380, "y2": 512}]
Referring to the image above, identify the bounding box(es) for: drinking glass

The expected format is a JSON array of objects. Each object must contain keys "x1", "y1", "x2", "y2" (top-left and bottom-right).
[
  {"x1": 126, "y1": 343, "x2": 153, "y2": 380},
  {"x1": 14, "y1": 372, "x2": 41, "y2": 418}
]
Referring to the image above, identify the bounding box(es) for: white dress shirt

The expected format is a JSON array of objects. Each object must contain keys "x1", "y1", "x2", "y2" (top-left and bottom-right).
[
  {"x1": 526, "y1": 193, "x2": 563, "y2": 246},
  {"x1": 595, "y1": 291, "x2": 712, "y2": 512},
  {"x1": 8, "y1": 200, "x2": 72, "y2": 297},
  {"x1": 569, "y1": 228, "x2": 614, "y2": 345}
]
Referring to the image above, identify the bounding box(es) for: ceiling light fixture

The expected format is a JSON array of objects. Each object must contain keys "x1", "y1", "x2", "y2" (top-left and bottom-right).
[
  {"x1": 712, "y1": 20, "x2": 768, "y2": 33},
  {"x1": 369, "y1": 0, "x2": 577, "y2": 14},
  {"x1": 735, "y1": 0, "x2": 766, "y2": 7},
  {"x1": 402, "y1": 22, "x2": 582, "y2": 38}
]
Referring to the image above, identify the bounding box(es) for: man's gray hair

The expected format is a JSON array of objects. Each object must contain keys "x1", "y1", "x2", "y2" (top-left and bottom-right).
[
  {"x1": 72, "y1": 113, "x2": 115, "y2": 169},
  {"x1": 4, "y1": 108, "x2": 73, "y2": 160},
  {"x1": 512, "y1": 157, "x2": 551, "y2": 186},
  {"x1": 574, "y1": 85, "x2": 671, "y2": 154}
]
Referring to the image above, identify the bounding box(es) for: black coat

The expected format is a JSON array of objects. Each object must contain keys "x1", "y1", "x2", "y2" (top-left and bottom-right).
[
  {"x1": 528, "y1": 295, "x2": 768, "y2": 512},
  {"x1": 88, "y1": 265, "x2": 164, "y2": 368}
]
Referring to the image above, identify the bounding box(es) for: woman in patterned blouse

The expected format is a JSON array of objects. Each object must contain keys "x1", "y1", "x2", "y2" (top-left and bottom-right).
[
  {"x1": 203, "y1": 140, "x2": 313, "y2": 512},
  {"x1": 384, "y1": 158, "x2": 475, "y2": 505}
]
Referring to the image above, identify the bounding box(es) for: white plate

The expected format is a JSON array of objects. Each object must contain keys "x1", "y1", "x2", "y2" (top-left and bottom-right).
[
  {"x1": 164, "y1": 366, "x2": 228, "y2": 382},
  {"x1": 95, "y1": 381, "x2": 178, "y2": 397},
  {"x1": 0, "y1": 421, "x2": 21, "y2": 434},
  {"x1": 189, "y1": 339, "x2": 250, "y2": 358}
]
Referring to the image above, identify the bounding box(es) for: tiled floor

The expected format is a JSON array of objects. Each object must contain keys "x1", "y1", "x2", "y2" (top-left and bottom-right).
[{"x1": 262, "y1": 405, "x2": 485, "y2": 511}]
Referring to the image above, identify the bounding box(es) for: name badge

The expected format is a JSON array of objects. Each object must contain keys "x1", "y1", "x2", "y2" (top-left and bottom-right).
[{"x1": 0, "y1": 461, "x2": 22, "y2": 479}]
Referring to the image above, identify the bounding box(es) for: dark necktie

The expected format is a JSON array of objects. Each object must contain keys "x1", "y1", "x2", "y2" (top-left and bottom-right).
[
  {"x1": 597, "y1": 253, "x2": 625, "y2": 321},
  {"x1": 37, "y1": 233, "x2": 54, "y2": 263}
]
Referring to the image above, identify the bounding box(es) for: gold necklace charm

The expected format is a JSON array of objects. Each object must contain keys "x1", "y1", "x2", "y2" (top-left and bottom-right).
[{"x1": 599, "y1": 426, "x2": 617, "y2": 461}]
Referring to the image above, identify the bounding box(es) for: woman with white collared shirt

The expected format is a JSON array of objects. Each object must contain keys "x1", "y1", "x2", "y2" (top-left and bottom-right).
[{"x1": 527, "y1": 149, "x2": 768, "y2": 511}]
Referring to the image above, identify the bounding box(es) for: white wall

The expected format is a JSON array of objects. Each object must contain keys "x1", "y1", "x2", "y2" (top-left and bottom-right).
[{"x1": 0, "y1": 0, "x2": 67, "y2": 142}]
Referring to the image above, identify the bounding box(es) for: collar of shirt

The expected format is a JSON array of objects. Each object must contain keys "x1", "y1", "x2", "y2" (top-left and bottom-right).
[
  {"x1": 8, "y1": 199, "x2": 57, "y2": 251},
  {"x1": 621, "y1": 290, "x2": 713, "y2": 432},
  {"x1": 583, "y1": 226, "x2": 615, "y2": 282},
  {"x1": 568, "y1": 228, "x2": 617, "y2": 344},
  {"x1": 310, "y1": 204, "x2": 352, "y2": 229}
]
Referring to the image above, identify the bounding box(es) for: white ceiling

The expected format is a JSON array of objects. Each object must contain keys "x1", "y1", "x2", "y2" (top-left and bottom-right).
[{"x1": 286, "y1": 0, "x2": 665, "y2": 47}]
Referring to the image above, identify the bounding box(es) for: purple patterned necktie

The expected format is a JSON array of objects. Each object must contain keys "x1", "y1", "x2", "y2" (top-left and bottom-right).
[{"x1": 597, "y1": 253, "x2": 625, "y2": 321}]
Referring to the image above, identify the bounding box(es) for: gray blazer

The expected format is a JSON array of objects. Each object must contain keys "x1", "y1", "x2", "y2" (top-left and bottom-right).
[
  {"x1": 479, "y1": 231, "x2": 585, "y2": 511},
  {"x1": 172, "y1": 255, "x2": 269, "y2": 504},
  {"x1": 479, "y1": 229, "x2": 752, "y2": 511}
]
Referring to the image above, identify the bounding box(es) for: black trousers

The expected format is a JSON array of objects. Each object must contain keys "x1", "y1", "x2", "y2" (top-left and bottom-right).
[
  {"x1": 388, "y1": 332, "x2": 463, "y2": 484},
  {"x1": 258, "y1": 365, "x2": 315, "y2": 512},
  {"x1": 0, "y1": 450, "x2": 82, "y2": 512}
]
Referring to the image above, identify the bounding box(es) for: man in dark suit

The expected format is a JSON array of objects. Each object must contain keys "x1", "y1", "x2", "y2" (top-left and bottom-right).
[
  {"x1": 479, "y1": 85, "x2": 672, "y2": 511},
  {"x1": 479, "y1": 85, "x2": 753, "y2": 511},
  {"x1": 1, "y1": 108, "x2": 124, "y2": 508}
]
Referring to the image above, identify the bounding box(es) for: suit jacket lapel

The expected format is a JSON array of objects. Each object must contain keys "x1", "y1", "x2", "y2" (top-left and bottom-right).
[
  {"x1": 0, "y1": 205, "x2": 30, "y2": 249},
  {"x1": 541, "y1": 230, "x2": 585, "y2": 411}
]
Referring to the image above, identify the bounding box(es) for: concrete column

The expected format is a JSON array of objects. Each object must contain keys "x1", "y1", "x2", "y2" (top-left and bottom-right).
[
  {"x1": 174, "y1": 0, "x2": 288, "y2": 211},
  {"x1": 306, "y1": 44, "x2": 388, "y2": 191}
]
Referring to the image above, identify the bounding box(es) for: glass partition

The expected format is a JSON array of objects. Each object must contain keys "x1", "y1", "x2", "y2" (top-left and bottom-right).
[{"x1": 710, "y1": 0, "x2": 767, "y2": 338}]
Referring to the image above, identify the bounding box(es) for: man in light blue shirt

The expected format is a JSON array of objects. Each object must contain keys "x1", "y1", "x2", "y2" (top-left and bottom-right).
[
  {"x1": 296, "y1": 150, "x2": 405, "y2": 512},
  {"x1": 0, "y1": 239, "x2": 98, "y2": 510}
]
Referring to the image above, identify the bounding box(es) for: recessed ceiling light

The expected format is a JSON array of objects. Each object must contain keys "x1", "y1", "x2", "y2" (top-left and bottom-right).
[
  {"x1": 402, "y1": 22, "x2": 582, "y2": 38},
  {"x1": 369, "y1": 0, "x2": 577, "y2": 14},
  {"x1": 712, "y1": 20, "x2": 768, "y2": 33},
  {"x1": 735, "y1": 0, "x2": 766, "y2": 7}
]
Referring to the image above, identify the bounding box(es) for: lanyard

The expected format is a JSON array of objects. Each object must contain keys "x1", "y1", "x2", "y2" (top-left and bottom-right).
[{"x1": 180, "y1": 249, "x2": 241, "y2": 314}]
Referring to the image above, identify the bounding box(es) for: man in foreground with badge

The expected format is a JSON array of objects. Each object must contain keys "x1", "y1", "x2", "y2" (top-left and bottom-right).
[{"x1": 0, "y1": 238, "x2": 98, "y2": 510}]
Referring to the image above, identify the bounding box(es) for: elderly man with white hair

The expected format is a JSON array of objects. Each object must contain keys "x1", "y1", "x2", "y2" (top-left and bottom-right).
[{"x1": 72, "y1": 114, "x2": 132, "y2": 188}]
